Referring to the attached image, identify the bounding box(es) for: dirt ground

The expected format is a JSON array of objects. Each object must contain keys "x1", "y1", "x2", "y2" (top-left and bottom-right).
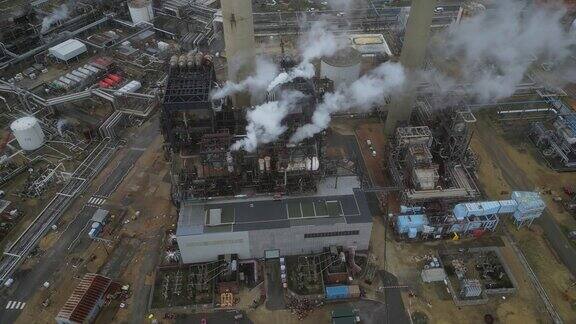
[
  {"x1": 371, "y1": 217, "x2": 552, "y2": 323},
  {"x1": 471, "y1": 112, "x2": 576, "y2": 322},
  {"x1": 96, "y1": 135, "x2": 176, "y2": 323},
  {"x1": 13, "y1": 132, "x2": 176, "y2": 324},
  {"x1": 351, "y1": 118, "x2": 564, "y2": 323}
]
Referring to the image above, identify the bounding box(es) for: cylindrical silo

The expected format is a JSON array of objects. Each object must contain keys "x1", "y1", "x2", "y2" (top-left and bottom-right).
[
  {"x1": 10, "y1": 117, "x2": 45, "y2": 151},
  {"x1": 128, "y1": 0, "x2": 154, "y2": 25},
  {"x1": 320, "y1": 47, "x2": 362, "y2": 89}
]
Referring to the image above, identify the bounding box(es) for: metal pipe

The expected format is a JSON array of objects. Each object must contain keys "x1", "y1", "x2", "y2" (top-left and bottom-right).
[{"x1": 0, "y1": 96, "x2": 11, "y2": 112}]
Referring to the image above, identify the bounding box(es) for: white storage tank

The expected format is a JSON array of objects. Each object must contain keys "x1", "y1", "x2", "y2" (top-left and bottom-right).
[
  {"x1": 320, "y1": 47, "x2": 362, "y2": 89},
  {"x1": 115, "y1": 80, "x2": 142, "y2": 96},
  {"x1": 128, "y1": 0, "x2": 154, "y2": 25},
  {"x1": 10, "y1": 117, "x2": 45, "y2": 151}
]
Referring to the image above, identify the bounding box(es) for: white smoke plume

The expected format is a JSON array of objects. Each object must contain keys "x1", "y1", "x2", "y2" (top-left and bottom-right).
[
  {"x1": 212, "y1": 56, "x2": 279, "y2": 102},
  {"x1": 430, "y1": 0, "x2": 576, "y2": 102},
  {"x1": 267, "y1": 20, "x2": 347, "y2": 91},
  {"x1": 41, "y1": 4, "x2": 71, "y2": 33},
  {"x1": 231, "y1": 91, "x2": 305, "y2": 152},
  {"x1": 290, "y1": 62, "x2": 406, "y2": 143},
  {"x1": 215, "y1": 19, "x2": 346, "y2": 99},
  {"x1": 56, "y1": 118, "x2": 70, "y2": 136},
  {"x1": 266, "y1": 61, "x2": 315, "y2": 92}
]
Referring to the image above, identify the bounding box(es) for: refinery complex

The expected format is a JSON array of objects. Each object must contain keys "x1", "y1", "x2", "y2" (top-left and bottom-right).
[{"x1": 0, "y1": 1, "x2": 575, "y2": 323}]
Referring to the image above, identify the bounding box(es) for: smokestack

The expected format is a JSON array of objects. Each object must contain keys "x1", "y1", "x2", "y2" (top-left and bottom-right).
[
  {"x1": 221, "y1": 0, "x2": 256, "y2": 107},
  {"x1": 384, "y1": 0, "x2": 436, "y2": 134}
]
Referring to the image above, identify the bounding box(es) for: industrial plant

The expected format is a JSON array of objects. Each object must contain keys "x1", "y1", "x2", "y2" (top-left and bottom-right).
[{"x1": 0, "y1": 0, "x2": 574, "y2": 324}]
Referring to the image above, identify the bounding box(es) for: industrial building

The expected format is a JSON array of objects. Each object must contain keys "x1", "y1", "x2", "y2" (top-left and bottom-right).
[
  {"x1": 162, "y1": 51, "x2": 372, "y2": 263},
  {"x1": 176, "y1": 176, "x2": 372, "y2": 263},
  {"x1": 0, "y1": 0, "x2": 573, "y2": 323},
  {"x1": 388, "y1": 121, "x2": 479, "y2": 204},
  {"x1": 55, "y1": 273, "x2": 120, "y2": 324},
  {"x1": 394, "y1": 191, "x2": 546, "y2": 239}
]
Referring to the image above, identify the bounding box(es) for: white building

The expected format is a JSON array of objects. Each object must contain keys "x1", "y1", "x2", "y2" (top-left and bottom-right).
[
  {"x1": 176, "y1": 176, "x2": 373, "y2": 263},
  {"x1": 349, "y1": 34, "x2": 392, "y2": 57}
]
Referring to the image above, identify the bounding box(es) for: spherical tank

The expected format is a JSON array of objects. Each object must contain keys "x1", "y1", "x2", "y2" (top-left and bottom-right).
[
  {"x1": 128, "y1": 0, "x2": 154, "y2": 25},
  {"x1": 10, "y1": 117, "x2": 45, "y2": 151},
  {"x1": 320, "y1": 47, "x2": 362, "y2": 89}
]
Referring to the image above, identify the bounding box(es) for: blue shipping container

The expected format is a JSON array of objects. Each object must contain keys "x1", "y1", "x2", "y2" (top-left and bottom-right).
[{"x1": 326, "y1": 285, "x2": 350, "y2": 300}]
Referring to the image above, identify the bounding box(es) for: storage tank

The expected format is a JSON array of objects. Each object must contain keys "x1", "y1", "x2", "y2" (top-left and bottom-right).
[
  {"x1": 320, "y1": 47, "x2": 362, "y2": 89},
  {"x1": 128, "y1": 0, "x2": 154, "y2": 25},
  {"x1": 10, "y1": 117, "x2": 45, "y2": 151},
  {"x1": 115, "y1": 80, "x2": 142, "y2": 96}
]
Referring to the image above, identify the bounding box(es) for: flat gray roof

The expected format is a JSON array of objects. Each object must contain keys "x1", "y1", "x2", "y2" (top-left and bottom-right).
[{"x1": 176, "y1": 180, "x2": 372, "y2": 236}]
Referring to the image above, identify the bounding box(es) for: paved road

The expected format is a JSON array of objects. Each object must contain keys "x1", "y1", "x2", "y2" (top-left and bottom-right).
[
  {"x1": 376, "y1": 271, "x2": 411, "y2": 324},
  {"x1": 264, "y1": 259, "x2": 285, "y2": 310},
  {"x1": 176, "y1": 311, "x2": 252, "y2": 324},
  {"x1": 0, "y1": 117, "x2": 159, "y2": 323},
  {"x1": 0, "y1": 141, "x2": 116, "y2": 283},
  {"x1": 475, "y1": 120, "x2": 576, "y2": 278}
]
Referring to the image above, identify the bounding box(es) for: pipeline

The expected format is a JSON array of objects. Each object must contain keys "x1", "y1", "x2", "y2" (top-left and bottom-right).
[{"x1": 0, "y1": 14, "x2": 112, "y2": 70}]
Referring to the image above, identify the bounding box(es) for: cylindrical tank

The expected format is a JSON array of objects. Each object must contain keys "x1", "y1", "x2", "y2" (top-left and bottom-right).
[
  {"x1": 320, "y1": 47, "x2": 362, "y2": 89},
  {"x1": 178, "y1": 54, "x2": 187, "y2": 68},
  {"x1": 128, "y1": 0, "x2": 154, "y2": 25},
  {"x1": 170, "y1": 55, "x2": 178, "y2": 67},
  {"x1": 264, "y1": 156, "x2": 271, "y2": 171},
  {"x1": 10, "y1": 117, "x2": 45, "y2": 151}
]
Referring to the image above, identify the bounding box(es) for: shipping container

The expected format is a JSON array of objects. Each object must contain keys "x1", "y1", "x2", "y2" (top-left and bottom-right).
[
  {"x1": 84, "y1": 64, "x2": 100, "y2": 74},
  {"x1": 78, "y1": 68, "x2": 94, "y2": 76},
  {"x1": 66, "y1": 73, "x2": 82, "y2": 83},
  {"x1": 71, "y1": 70, "x2": 88, "y2": 79}
]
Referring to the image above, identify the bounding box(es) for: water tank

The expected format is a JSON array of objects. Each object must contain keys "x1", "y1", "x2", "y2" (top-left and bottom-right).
[
  {"x1": 10, "y1": 117, "x2": 45, "y2": 151},
  {"x1": 320, "y1": 47, "x2": 362, "y2": 89},
  {"x1": 128, "y1": 0, "x2": 154, "y2": 25}
]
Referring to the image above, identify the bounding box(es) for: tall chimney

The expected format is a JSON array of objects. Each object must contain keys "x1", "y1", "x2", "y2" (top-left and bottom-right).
[
  {"x1": 384, "y1": 0, "x2": 436, "y2": 134},
  {"x1": 221, "y1": 0, "x2": 256, "y2": 107}
]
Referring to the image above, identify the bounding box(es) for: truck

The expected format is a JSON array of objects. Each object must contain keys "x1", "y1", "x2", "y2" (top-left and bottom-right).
[{"x1": 88, "y1": 222, "x2": 103, "y2": 238}]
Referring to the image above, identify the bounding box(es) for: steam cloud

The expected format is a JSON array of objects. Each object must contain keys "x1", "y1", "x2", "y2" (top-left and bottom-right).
[
  {"x1": 231, "y1": 91, "x2": 305, "y2": 152},
  {"x1": 41, "y1": 4, "x2": 71, "y2": 33},
  {"x1": 267, "y1": 20, "x2": 347, "y2": 91},
  {"x1": 212, "y1": 56, "x2": 279, "y2": 102},
  {"x1": 213, "y1": 19, "x2": 345, "y2": 101},
  {"x1": 228, "y1": 0, "x2": 576, "y2": 151},
  {"x1": 430, "y1": 0, "x2": 576, "y2": 102},
  {"x1": 290, "y1": 63, "x2": 406, "y2": 143}
]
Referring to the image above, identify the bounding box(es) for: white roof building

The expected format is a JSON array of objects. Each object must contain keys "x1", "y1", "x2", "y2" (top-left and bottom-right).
[
  {"x1": 349, "y1": 34, "x2": 393, "y2": 57},
  {"x1": 49, "y1": 39, "x2": 87, "y2": 62}
]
